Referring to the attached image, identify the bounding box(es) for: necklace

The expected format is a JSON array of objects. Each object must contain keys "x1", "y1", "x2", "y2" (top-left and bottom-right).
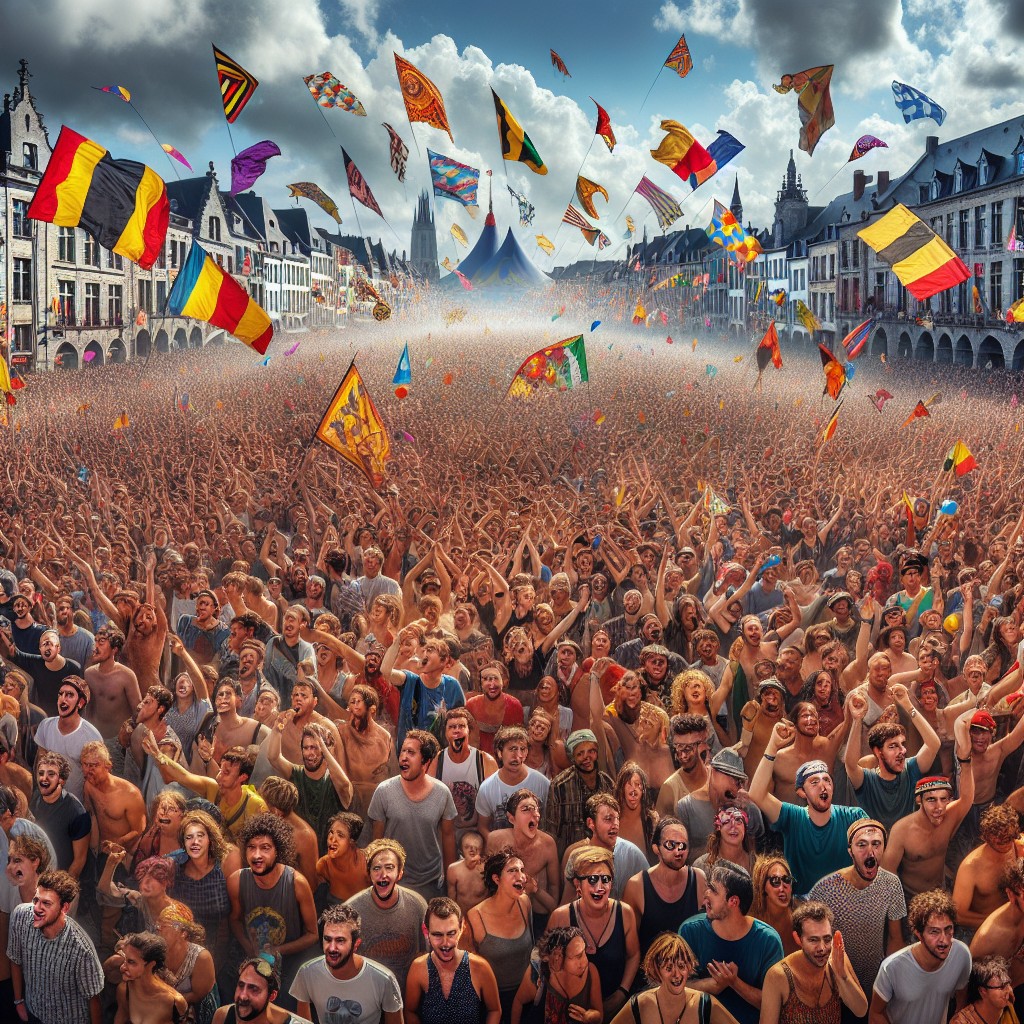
[
  {"x1": 654, "y1": 990, "x2": 688, "y2": 1024},
  {"x1": 574, "y1": 898, "x2": 613, "y2": 952}
]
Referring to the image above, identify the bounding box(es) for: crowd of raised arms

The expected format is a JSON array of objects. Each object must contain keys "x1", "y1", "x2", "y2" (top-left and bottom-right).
[{"x1": 4, "y1": 314, "x2": 1024, "y2": 1024}]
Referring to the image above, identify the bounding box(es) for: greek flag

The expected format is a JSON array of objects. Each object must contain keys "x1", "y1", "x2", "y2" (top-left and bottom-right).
[{"x1": 892, "y1": 81, "x2": 946, "y2": 125}]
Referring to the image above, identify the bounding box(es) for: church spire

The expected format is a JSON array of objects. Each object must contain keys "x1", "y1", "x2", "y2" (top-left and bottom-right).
[{"x1": 730, "y1": 174, "x2": 742, "y2": 223}]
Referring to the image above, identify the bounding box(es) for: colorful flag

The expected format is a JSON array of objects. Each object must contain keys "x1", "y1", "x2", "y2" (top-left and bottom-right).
[
  {"x1": 0, "y1": 358, "x2": 13, "y2": 405},
  {"x1": 820, "y1": 398, "x2": 844, "y2": 444},
  {"x1": 664, "y1": 35, "x2": 693, "y2": 77},
  {"x1": 632, "y1": 300, "x2": 647, "y2": 324},
  {"x1": 427, "y1": 149, "x2": 480, "y2": 207},
  {"x1": 394, "y1": 54, "x2": 453, "y2": 140},
  {"x1": 819, "y1": 344, "x2": 847, "y2": 399},
  {"x1": 382, "y1": 123, "x2": 409, "y2": 182},
  {"x1": 393, "y1": 343, "x2": 412, "y2": 385},
  {"x1": 550, "y1": 50, "x2": 571, "y2": 77},
  {"x1": 756, "y1": 322, "x2": 783, "y2": 374},
  {"x1": 113, "y1": 412, "x2": 130, "y2": 430},
  {"x1": 892, "y1": 81, "x2": 946, "y2": 125},
  {"x1": 342, "y1": 148, "x2": 383, "y2": 217},
  {"x1": 27, "y1": 125, "x2": 168, "y2": 270},
  {"x1": 563, "y1": 204, "x2": 591, "y2": 230},
  {"x1": 508, "y1": 336, "x2": 589, "y2": 399},
  {"x1": 858, "y1": 204, "x2": 970, "y2": 300},
  {"x1": 93, "y1": 85, "x2": 131, "y2": 102},
  {"x1": 507, "y1": 186, "x2": 535, "y2": 226},
  {"x1": 943, "y1": 440, "x2": 977, "y2": 476},
  {"x1": 492, "y1": 89, "x2": 546, "y2": 175},
  {"x1": 1008, "y1": 297, "x2": 1024, "y2": 323},
  {"x1": 455, "y1": 269, "x2": 473, "y2": 290},
  {"x1": 287, "y1": 182, "x2": 342, "y2": 224},
  {"x1": 651, "y1": 121, "x2": 713, "y2": 182},
  {"x1": 451, "y1": 224, "x2": 468, "y2": 247},
  {"x1": 314, "y1": 362, "x2": 392, "y2": 488},
  {"x1": 302, "y1": 71, "x2": 365, "y2": 114},
  {"x1": 795, "y1": 299, "x2": 820, "y2": 335},
  {"x1": 160, "y1": 144, "x2": 192, "y2": 171},
  {"x1": 706, "y1": 199, "x2": 761, "y2": 261},
  {"x1": 635, "y1": 176, "x2": 683, "y2": 231},
  {"x1": 212, "y1": 44, "x2": 258, "y2": 124},
  {"x1": 689, "y1": 130, "x2": 743, "y2": 189},
  {"x1": 868, "y1": 388, "x2": 894, "y2": 412},
  {"x1": 536, "y1": 235, "x2": 555, "y2": 255},
  {"x1": 849, "y1": 135, "x2": 888, "y2": 162},
  {"x1": 592, "y1": 97, "x2": 616, "y2": 152},
  {"x1": 230, "y1": 140, "x2": 281, "y2": 196},
  {"x1": 902, "y1": 400, "x2": 930, "y2": 427},
  {"x1": 973, "y1": 284, "x2": 984, "y2": 314},
  {"x1": 167, "y1": 241, "x2": 273, "y2": 354},
  {"x1": 1008, "y1": 224, "x2": 1024, "y2": 253},
  {"x1": 773, "y1": 65, "x2": 835, "y2": 156},
  {"x1": 576, "y1": 176, "x2": 609, "y2": 219},
  {"x1": 769, "y1": 288, "x2": 787, "y2": 306},
  {"x1": 841, "y1": 318, "x2": 872, "y2": 359},
  {"x1": 624, "y1": 216, "x2": 635, "y2": 239}
]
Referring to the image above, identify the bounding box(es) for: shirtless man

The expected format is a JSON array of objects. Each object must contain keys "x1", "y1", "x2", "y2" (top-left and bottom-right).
[
  {"x1": 200, "y1": 680, "x2": 268, "y2": 772},
  {"x1": 83, "y1": 624, "x2": 141, "y2": 740},
  {"x1": 655, "y1": 714, "x2": 710, "y2": 817},
  {"x1": 602, "y1": 670, "x2": 674, "y2": 793},
  {"x1": 952, "y1": 804, "x2": 1024, "y2": 933},
  {"x1": 771, "y1": 702, "x2": 851, "y2": 805},
  {"x1": 738, "y1": 678, "x2": 788, "y2": 778},
  {"x1": 970, "y1": 859, "x2": 1024, "y2": 992},
  {"x1": 716, "y1": 612, "x2": 780, "y2": 736},
  {"x1": 275, "y1": 678, "x2": 342, "y2": 766},
  {"x1": 336, "y1": 684, "x2": 395, "y2": 829},
  {"x1": 845, "y1": 652, "x2": 901, "y2": 759},
  {"x1": 881, "y1": 709, "x2": 974, "y2": 900},
  {"x1": 447, "y1": 831, "x2": 487, "y2": 914}
]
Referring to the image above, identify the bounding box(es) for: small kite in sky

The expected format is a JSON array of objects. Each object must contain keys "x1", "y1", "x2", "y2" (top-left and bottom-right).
[{"x1": 550, "y1": 50, "x2": 571, "y2": 77}]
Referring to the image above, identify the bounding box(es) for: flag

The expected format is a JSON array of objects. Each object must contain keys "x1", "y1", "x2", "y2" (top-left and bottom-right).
[
  {"x1": 795, "y1": 299, "x2": 820, "y2": 335},
  {"x1": 820, "y1": 398, "x2": 844, "y2": 444},
  {"x1": 342, "y1": 148, "x2": 383, "y2": 217},
  {"x1": 773, "y1": 65, "x2": 835, "y2": 156},
  {"x1": 451, "y1": 224, "x2": 468, "y2": 247},
  {"x1": 455, "y1": 269, "x2": 473, "y2": 290},
  {"x1": 704, "y1": 486, "x2": 729, "y2": 516},
  {"x1": 902, "y1": 401, "x2": 930, "y2": 427},
  {"x1": 973, "y1": 284, "x2": 983, "y2": 314},
  {"x1": 9, "y1": 367, "x2": 25, "y2": 390},
  {"x1": 943, "y1": 440, "x2": 977, "y2": 476},
  {"x1": 93, "y1": 85, "x2": 131, "y2": 102},
  {"x1": 756, "y1": 322, "x2": 783, "y2": 373},
  {"x1": 632, "y1": 300, "x2": 647, "y2": 325},
  {"x1": 576, "y1": 176, "x2": 609, "y2": 219},
  {"x1": 858, "y1": 204, "x2": 970, "y2": 300},
  {"x1": 892, "y1": 81, "x2": 946, "y2": 125},
  {"x1": 706, "y1": 199, "x2": 762, "y2": 261},
  {"x1": 550, "y1": 50, "x2": 571, "y2": 77},
  {"x1": 563, "y1": 204, "x2": 592, "y2": 230},
  {"x1": 689, "y1": 130, "x2": 744, "y2": 189},
  {"x1": 868, "y1": 388, "x2": 893, "y2": 412},
  {"x1": 536, "y1": 235, "x2": 555, "y2": 255},
  {"x1": 212, "y1": 44, "x2": 258, "y2": 123},
  {"x1": 1009, "y1": 297, "x2": 1024, "y2": 323},
  {"x1": 427, "y1": 150, "x2": 480, "y2": 207},
  {"x1": 664, "y1": 35, "x2": 693, "y2": 77},
  {"x1": 492, "y1": 89, "x2": 547, "y2": 174},
  {"x1": 302, "y1": 72, "x2": 365, "y2": 114},
  {"x1": 507, "y1": 186, "x2": 535, "y2": 226},
  {"x1": 382, "y1": 124, "x2": 409, "y2": 182},
  {"x1": 230, "y1": 140, "x2": 281, "y2": 197},
  {"x1": 651, "y1": 121, "x2": 713, "y2": 182},
  {"x1": 849, "y1": 135, "x2": 888, "y2": 162},
  {"x1": 394, "y1": 53, "x2": 453, "y2": 140},
  {"x1": 167, "y1": 241, "x2": 273, "y2": 354},
  {"x1": 113, "y1": 412, "x2": 130, "y2": 430},
  {"x1": 27, "y1": 125, "x2": 168, "y2": 270},
  {"x1": 508, "y1": 336, "x2": 589, "y2": 399},
  {"x1": 160, "y1": 144, "x2": 192, "y2": 171},
  {"x1": 0, "y1": 358, "x2": 13, "y2": 405},
  {"x1": 314, "y1": 362, "x2": 392, "y2": 488},
  {"x1": 635, "y1": 176, "x2": 683, "y2": 231},
  {"x1": 841, "y1": 319, "x2": 872, "y2": 359},
  {"x1": 624, "y1": 215, "x2": 635, "y2": 239},
  {"x1": 393, "y1": 343, "x2": 412, "y2": 385},
  {"x1": 769, "y1": 288, "x2": 787, "y2": 306},
  {"x1": 287, "y1": 182, "x2": 342, "y2": 224},
  {"x1": 592, "y1": 97, "x2": 616, "y2": 152},
  {"x1": 1008, "y1": 224, "x2": 1024, "y2": 253},
  {"x1": 819, "y1": 344, "x2": 847, "y2": 399}
]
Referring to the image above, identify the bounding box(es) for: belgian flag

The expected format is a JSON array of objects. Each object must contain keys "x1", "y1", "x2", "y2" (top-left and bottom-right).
[
  {"x1": 28, "y1": 126, "x2": 168, "y2": 270},
  {"x1": 492, "y1": 89, "x2": 547, "y2": 175}
]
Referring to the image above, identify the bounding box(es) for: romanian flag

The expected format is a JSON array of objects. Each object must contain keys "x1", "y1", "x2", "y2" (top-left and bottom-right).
[
  {"x1": 943, "y1": 440, "x2": 977, "y2": 476},
  {"x1": 592, "y1": 98, "x2": 616, "y2": 152},
  {"x1": 858, "y1": 204, "x2": 971, "y2": 300},
  {"x1": 492, "y1": 90, "x2": 546, "y2": 175},
  {"x1": 902, "y1": 401, "x2": 930, "y2": 427},
  {"x1": 650, "y1": 121, "x2": 713, "y2": 182},
  {"x1": 213, "y1": 45, "x2": 259, "y2": 124},
  {"x1": 28, "y1": 125, "x2": 168, "y2": 270},
  {"x1": 842, "y1": 318, "x2": 872, "y2": 359},
  {"x1": 689, "y1": 130, "x2": 744, "y2": 190},
  {"x1": 167, "y1": 242, "x2": 273, "y2": 354},
  {"x1": 820, "y1": 398, "x2": 844, "y2": 445}
]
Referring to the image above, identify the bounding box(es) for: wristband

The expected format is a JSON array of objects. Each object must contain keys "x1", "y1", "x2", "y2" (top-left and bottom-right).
[
  {"x1": 763, "y1": 753, "x2": 776, "y2": 762},
  {"x1": 956, "y1": 755, "x2": 972, "y2": 764},
  {"x1": 909, "y1": 708, "x2": 918, "y2": 719},
  {"x1": 616, "y1": 987, "x2": 628, "y2": 997},
  {"x1": 14, "y1": 999, "x2": 25, "y2": 1005}
]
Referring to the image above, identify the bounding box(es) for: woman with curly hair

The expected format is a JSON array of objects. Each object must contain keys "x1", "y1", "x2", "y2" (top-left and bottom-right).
[
  {"x1": 511, "y1": 925, "x2": 602, "y2": 1024},
  {"x1": 751, "y1": 855, "x2": 800, "y2": 955},
  {"x1": 670, "y1": 669, "x2": 727, "y2": 752},
  {"x1": 614, "y1": 762, "x2": 658, "y2": 861},
  {"x1": 114, "y1": 931, "x2": 189, "y2": 1024}
]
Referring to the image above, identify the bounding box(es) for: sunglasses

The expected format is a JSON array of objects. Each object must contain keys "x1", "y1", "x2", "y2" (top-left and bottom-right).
[
  {"x1": 767, "y1": 874, "x2": 794, "y2": 887},
  {"x1": 659, "y1": 839, "x2": 688, "y2": 851},
  {"x1": 577, "y1": 873, "x2": 612, "y2": 886},
  {"x1": 252, "y1": 955, "x2": 276, "y2": 978}
]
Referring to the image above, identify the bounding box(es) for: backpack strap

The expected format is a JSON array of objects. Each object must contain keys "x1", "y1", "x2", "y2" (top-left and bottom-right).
[
  {"x1": 629, "y1": 994, "x2": 642, "y2": 1024},
  {"x1": 698, "y1": 992, "x2": 711, "y2": 1024},
  {"x1": 223, "y1": 791, "x2": 251, "y2": 831}
]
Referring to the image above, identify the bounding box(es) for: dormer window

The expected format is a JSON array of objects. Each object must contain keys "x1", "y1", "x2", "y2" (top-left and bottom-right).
[
  {"x1": 953, "y1": 165, "x2": 963, "y2": 193},
  {"x1": 930, "y1": 178, "x2": 940, "y2": 201},
  {"x1": 979, "y1": 154, "x2": 989, "y2": 186}
]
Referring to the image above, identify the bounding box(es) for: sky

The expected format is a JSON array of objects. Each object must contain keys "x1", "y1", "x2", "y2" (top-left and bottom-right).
[{"x1": 5, "y1": 0, "x2": 1024, "y2": 268}]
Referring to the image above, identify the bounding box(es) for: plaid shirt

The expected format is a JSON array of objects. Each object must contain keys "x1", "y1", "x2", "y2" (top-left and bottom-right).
[{"x1": 542, "y1": 766, "x2": 615, "y2": 857}]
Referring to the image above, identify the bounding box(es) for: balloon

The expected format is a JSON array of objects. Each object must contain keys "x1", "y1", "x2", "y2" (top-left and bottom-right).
[
  {"x1": 943, "y1": 614, "x2": 961, "y2": 634},
  {"x1": 940, "y1": 500, "x2": 958, "y2": 515},
  {"x1": 592, "y1": 535, "x2": 602, "y2": 549},
  {"x1": 394, "y1": 385, "x2": 409, "y2": 399}
]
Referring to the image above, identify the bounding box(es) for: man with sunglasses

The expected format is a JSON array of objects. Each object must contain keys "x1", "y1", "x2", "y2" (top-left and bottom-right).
[{"x1": 655, "y1": 714, "x2": 710, "y2": 818}]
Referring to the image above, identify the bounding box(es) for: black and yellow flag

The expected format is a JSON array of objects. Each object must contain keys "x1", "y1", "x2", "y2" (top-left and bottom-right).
[{"x1": 492, "y1": 89, "x2": 547, "y2": 175}]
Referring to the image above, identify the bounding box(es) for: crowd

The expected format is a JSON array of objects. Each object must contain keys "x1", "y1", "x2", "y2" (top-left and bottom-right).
[{"x1": 1, "y1": 307, "x2": 1024, "y2": 1024}]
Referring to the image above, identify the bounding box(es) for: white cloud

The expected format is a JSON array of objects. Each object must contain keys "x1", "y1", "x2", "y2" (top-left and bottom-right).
[{"x1": 338, "y1": 0, "x2": 382, "y2": 46}]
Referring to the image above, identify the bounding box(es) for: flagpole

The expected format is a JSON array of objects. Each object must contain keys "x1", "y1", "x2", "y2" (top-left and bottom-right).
[{"x1": 638, "y1": 67, "x2": 663, "y2": 112}]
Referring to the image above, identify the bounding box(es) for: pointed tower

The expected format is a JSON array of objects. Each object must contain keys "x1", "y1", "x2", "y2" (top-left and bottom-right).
[
  {"x1": 772, "y1": 149, "x2": 809, "y2": 247},
  {"x1": 410, "y1": 190, "x2": 438, "y2": 281},
  {"x1": 729, "y1": 174, "x2": 743, "y2": 224}
]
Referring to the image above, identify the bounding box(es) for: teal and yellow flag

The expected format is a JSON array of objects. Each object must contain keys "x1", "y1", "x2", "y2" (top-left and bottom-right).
[{"x1": 492, "y1": 89, "x2": 547, "y2": 175}]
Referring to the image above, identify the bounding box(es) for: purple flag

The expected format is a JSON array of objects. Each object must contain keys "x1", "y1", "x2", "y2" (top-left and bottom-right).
[
  {"x1": 848, "y1": 135, "x2": 888, "y2": 162},
  {"x1": 230, "y1": 140, "x2": 282, "y2": 196}
]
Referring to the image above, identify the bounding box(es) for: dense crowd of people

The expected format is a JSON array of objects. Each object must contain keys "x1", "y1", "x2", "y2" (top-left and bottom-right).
[{"x1": 1, "y1": 307, "x2": 1024, "y2": 1024}]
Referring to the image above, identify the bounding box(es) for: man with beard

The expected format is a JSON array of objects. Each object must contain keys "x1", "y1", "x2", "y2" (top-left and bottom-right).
[
  {"x1": 687, "y1": 628, "x2": 729, "y2": 688},
  {"x1": 550, "y1": 639, "x2": 585, "y2": 704},
  {"x1": 228, "y1": 813, "x2": 319, "y2": 1010},
  {"x1": 544, "y1": 729, "x2": 616, "y2": 858},
  {"x1": 265, "y1": 607, "x2": 317, "y2": 710},
  {"x1": 8, "y1": 870, "x2": 103, "y2": 1024},
  {"x1": 5, "y1": 593, "x2": 44, "y2": 654},
  {"x1": 737, "y1": 678, "x2": 788, "y2": 778},
  {"x1": 237, "y1": 639, "x2": 273, "y2": 718},
  {"x1": 969, "y1": 859, "x2": 1024, "y2": 997},
  {"x1": 636, "y1": 643, "x2": 683, "y2": 709},
  {"x1": 750, "y1": 726, "x2": 868, "y2": 895},
  {"x1": 344, "y1": 839, "x2": 428, "y2": 993},
  {"x1": 613, "y1": 614, "x2": 668, "y2": 671},
  {"x1": 465, "y1": 662, "x2": 524, "y2": 757},
  {"x1": 602, "y1": 670, "x2": 674, "y2": 793},
  {"x1": 405, "y1": 897, "x2": 502, "y2": 1024},
  {"x1": 767, "y1": 701, "x2": 851, "y2": 805},
  {"x1": 0, "y1": 627, "x2": 83, "y2": 718},
  {"x1": 808, "y1": 820, "x2": 907, "y2": 1005},
  {"x1": 83, "y1": 624, "x2": 141, "y2": 740},
  {"x1": 177, "y1": 589, "x2": 231, "y2": 666},
  {"x1": 29, "y1": 752, "x2": 90, "y2": 878},
  {"x1": 213, "y1": 957, "x2": 314, "y2": 1024},
  {"x1": 368, "y1": 729, "x2": 457, "y2": 900},
  {"x1": 602, "y1": 590, "x2": 646, "y2": 653},
  {"x1": 52, "y1": 594, "x2": 94, "y2": 670},
  {"x1": 291, "y1": 903, "x2": 403, "y2": 1024},
  {"x1": 336, "y1": 685, "x2": 394, "y2": 833},
  {"x1": 760, "y1": 902, "x2": 867, "y2": 1024},
  {"x1": 273, "y1": 679, "x2": 341, "y2": 766},
  {"x1": 655, "y1": 715, "x2": 711, "y2": 816},
  {"x1": 872, "y1": 890, "x2": 970, "y2": 1024},
  {"x1": 845, "y1": 684, "x2": 941, "y2": 831},
  {"x1": 34, "y1": 677, "x2": 102, "y2": 800},
  {"x1": 476, "y1": 726, "x2": 550, "y2": 841},
  {"x1": 624, "y1": 815, "x2": 707, "y2": 957},
  {"x1": 303, "y1": 630, "x2": 398, "y2": 730},
  {"x1": 774, "y1": 647, "x2": 805, "y2": 712},
  {"x1": 429, "y1": 707, "x2": 497, "y2": 836},
  {"x1": 216, "y1": 612, "x2": 263, "y2": 681}
]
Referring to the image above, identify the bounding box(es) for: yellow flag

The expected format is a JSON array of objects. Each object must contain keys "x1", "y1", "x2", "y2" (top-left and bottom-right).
[
  {"x1": 536, "y1": 235, "x2": 555, "y2": 255},
  {"x1": 314, "y1": 363, "x2": 391, "y2": 488},
  {"x1": 113, "y1": 412, "x2": 130, "y2": 430}
]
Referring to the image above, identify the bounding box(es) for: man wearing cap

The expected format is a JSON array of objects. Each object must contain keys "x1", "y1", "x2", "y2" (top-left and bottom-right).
[
  {"x1": 33, "y1": 676, "x2": 102, "y2": 801},
  {"x1": 885, "y1": 552, "x2": 933, "y2": 635},
  {"x1": 750, "y1": 722, "x2": 868, "y2": 894},
  {"x1": 676, "y1": 748, "x2": 764, "y2": 866},
  {"x1": 737, "y1": 678, "x2": 788, "y2": 778},
  {"x1": 551, "y1": 637, "x2": 585, "y2": 697},
  {"x1": 602, "y1": 670, "x2": 674, "y2": 793},
  {"x1": 882, "y1": 717, "x2": 974, "y2": 901},
  {"x1": 808, "y1": 819, "x2": 907, "y2": 1004},
  {"x1": 543, "y1": 728, "x2": 615, "y2": 858}
]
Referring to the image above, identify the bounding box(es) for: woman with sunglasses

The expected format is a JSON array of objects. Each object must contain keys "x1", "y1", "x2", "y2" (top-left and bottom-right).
[
  {"x1": 751, "y1": 855, "x2": 800, "y2": 955},
  {"x1": 692, "y1": 807, "x2": 755, "y2": 877},
  {"x1": 950, "y1": 955, "x2": 1017, "y2": 1024},
  {"x1": 548, "y1": 846, "x2": 640, "y2": 1022}
]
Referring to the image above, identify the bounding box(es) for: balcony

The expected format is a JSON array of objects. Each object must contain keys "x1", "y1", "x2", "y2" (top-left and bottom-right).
[{"x1": 52, "y1": 316, "x2": 125, "y2": 330}]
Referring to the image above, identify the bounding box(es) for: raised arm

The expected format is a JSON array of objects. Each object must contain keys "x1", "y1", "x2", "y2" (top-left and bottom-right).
[
  {"x1": 539, "y1": 584, "x2": 589, "y2": 655},
  {"x1": 749, "y1": 721, "x2": 792, "y2": 824},
  {"x1": 844, "y1": 692, "x2": 868, "y2": 789},
  {"x1": 892, "y1": 682, "x2": 940, "y2": 772}
]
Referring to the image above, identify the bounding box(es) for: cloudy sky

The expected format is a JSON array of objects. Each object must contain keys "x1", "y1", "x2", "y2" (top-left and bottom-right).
[{"x1": 5, "y1": 0, "x2": 1024, "y2": 267}]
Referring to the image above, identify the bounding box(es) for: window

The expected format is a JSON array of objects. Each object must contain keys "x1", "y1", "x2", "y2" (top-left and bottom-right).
[
  {"x1": 156, "y1": 280, "x2": 167, "y2": 310},
  {"x1": 919, "y1": 185, "x2": 929, "y2": 204},
  {"x1": 58, "y1": 226, "x2": 76, "y2": 262},
  {"x1": 22, "y1": 143, "x2": 37, "y2": 170},
  {"x1": 992, "y1": 201, "x2": 1004, "y2": 247},
  {"x1": 83, "y1": 234, "x2": 100, "y2": 267},
  {"x1": 979, "y1": 157, "x2": 988, "y2": 187},
  {"x1": 954, "y1": 165, "x2": 963, "y2": 193},
  {"x1": 12, "y1": 199, "x2": 30, "y2": 238},
  {"x1": 138, "y1": 280, "x2": 152, "y2": 312},
  {"x1": 208, "y1": 216, "x2": 221, "y2": 241},
  {"x1": 105, "y1": 248, "x2": 123, "y2": 271},
  {"x1": 12, "y1": 258, "x2": 31, "y2": 302},
  {"x1": 975, "y1": 205, "x2": 986, "y2": 249},
  {"x1": 84, "y1": 283, "x2": 100, "y2": 325},
  {"x1": 959, "y1": 210, "x2": 970, "y2": 249},
  {"x1": 874, "y1": 272, "x2": 885, "y2": 309},
  {"x1": 852, "y1": 242, "x2": 860, "y2": 269},
  {"x1": 12, "y1": 325, "x2": 32, "y2": 353},
  {"x1": 1017, "y1": 153, "x2": 1024, "y2": 175},
  {"x1": 59, "y1": 280, "x2": 76, "y2": 322},
  {"x1": 945, "y1": 213, "x2": 954, "y2": 244},
  {"x1": 991, "y1": 261, "x2": 1003, "y2": 312},
  {"x1": 108, "y1": 285, "x2": 123, "y2": 324}
]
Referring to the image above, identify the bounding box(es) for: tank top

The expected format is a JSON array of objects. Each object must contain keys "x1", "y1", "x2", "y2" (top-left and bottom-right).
[
  {"x1": 438, "y1": 749, "x2": 486, "y2": 830},
  {"x1": 780, "y1": 963, "x2": 841, "y2": 1024},
  {"x1": 237, "y1": 866, "x2": 303, "y2": 952},
  {"x1": 637, "y1": 869, "x2": 698, "y2": 954},
  {"x1": 476, "y1": 900, "x2": 535, "y2": 992},
  {"x1": 420, "y1": 950, "x2": 484, "y2": 1024},
  {"x1": 569, "y1": 900, "x2": 627, "y2": 999},
  {"x1": 526, "y1": 970, "x2": 596, "y2": 1024}
]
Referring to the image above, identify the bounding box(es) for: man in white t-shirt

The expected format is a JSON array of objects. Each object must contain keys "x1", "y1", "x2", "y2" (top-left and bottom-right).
[
  {"x1": 474, "y1": 726, "x2": 549, "y2": 840},
  {"x1": 33, "y1": 676, "x2": 101, "y2": 800}
]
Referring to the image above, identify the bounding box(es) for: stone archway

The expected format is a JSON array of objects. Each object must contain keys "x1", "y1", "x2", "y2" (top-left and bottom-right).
[
  {"x1": 83, "y1": 339, "x2": 104, "y2": 366},
  {"x1": 108, "y1": 338, "x2": 127, "y2": 363},
  {"x1": 156, "y1": 329, "x2": 170, "y2": 353},
  {"x1": 55, "y1": 341, "x2": 78, "y2": 370},
  {"x1": 915, "y1": 331, "x2": 934, "y2": 362},
  {"x1": 979, "y1": 334, "x2": 1005, "y2": 369},
  {"x1": 189, "y1": 326, "x2": 203, "y2": 348},
  {"x1": 135, "y1": 329, "x2": 151, "y2": 359},
  {"x1": 871, "y1": 328, "x2": 888, "y2": 360},
  {"x1": 937, "y1": 333, "x2": 953, "y2": 364},
  {"x1": 173, "y1": 327, "x2": 187, "y2": 349},
  {"x1": 954, "y1": 334, "x2": 973, "y2": 366},
  {"x1": 1013, "y1": 338, "x2": 1024, "y2": 372},
  {"x1": 897, "y1": 331, "x2": 913, "y2": 359}
]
